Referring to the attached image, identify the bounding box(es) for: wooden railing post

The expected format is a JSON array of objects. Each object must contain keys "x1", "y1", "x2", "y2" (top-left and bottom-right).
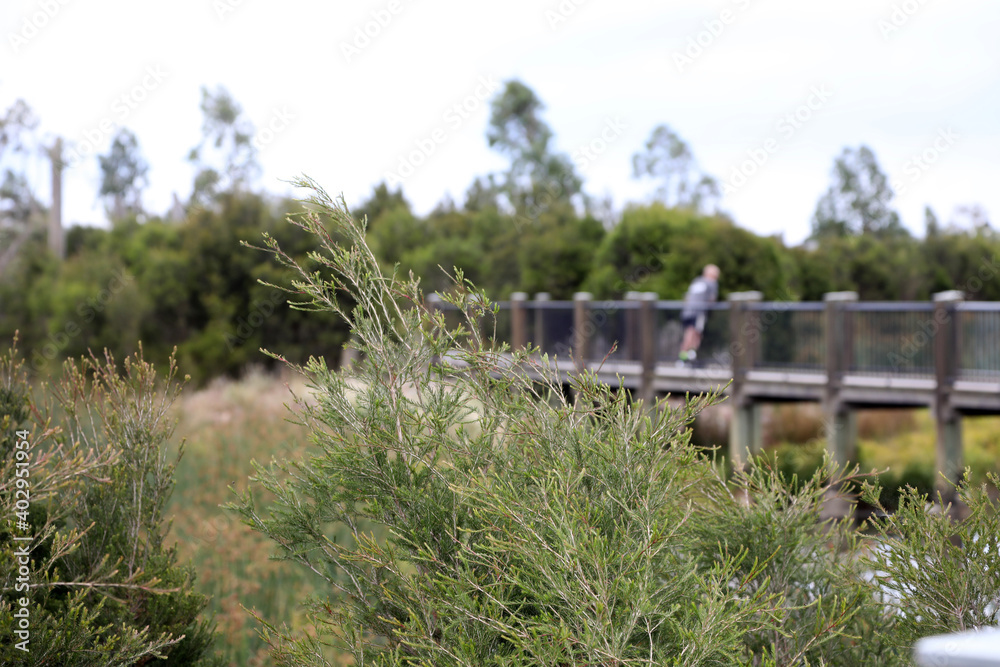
[
  {"x1": 823, "y1": 291, "x2": 858, "y2": 519},
  {"x1": 573, "y1": 292, "x2": 592, "y2": 373},
  {"x1": 624, "y1": 291, "x2": 643, "y2": 362},
  {"x1": 728, "y1": 291, "x2": 762, "y2": 471},
  {"x1": 933, "y1": 290, "x2": 964, "y2": 503},
  {"x1": 637, "y1": 292, "x2": 657, "y2": 407},
  {"x1": 511, "y1": 292, "x2": 527, "y2": 351},
  {"x1": 532, "y1": 292, "x2": 550, "y2": 354}
]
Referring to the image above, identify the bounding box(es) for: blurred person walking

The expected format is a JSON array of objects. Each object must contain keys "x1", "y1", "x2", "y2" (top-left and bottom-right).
[{"x1": 677, "y1": 264, "x2": 720, "y2": 366}]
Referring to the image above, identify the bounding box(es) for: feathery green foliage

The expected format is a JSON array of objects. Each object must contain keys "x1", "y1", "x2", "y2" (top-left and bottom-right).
[
  {"x1": 0, "y1": 340, "x2": 222, "y2": 666},
  {"x1": 230, "y1": 177, "x2": 1000, "y2": 666},
  {"x1": 861, "y1": 473, "x2": 1000, "y2": 650}
]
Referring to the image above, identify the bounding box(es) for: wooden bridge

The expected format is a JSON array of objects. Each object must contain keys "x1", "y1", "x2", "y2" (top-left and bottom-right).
[{"x1": 429, "y1": 289, "x2": 1000, "y2": 503}]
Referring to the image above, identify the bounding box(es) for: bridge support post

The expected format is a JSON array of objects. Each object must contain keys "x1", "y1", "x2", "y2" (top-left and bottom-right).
[
  {"x1": 532, "y1": 292, "x2": 550, "y2": 353},
  {"x1": 636, "y1": 292, "x2": 657, "y2": 408},
  {"x1": 573, "y1": 292, "x2": 592, "y2": 374},
  {"x1": 933, "y1": 290, "x2": 964, "y2": 504},
  {"x1": 511, "y1": 292, "x2": 527, "y2": 351},
  {"x1": 727, "y1": 291, "x2": 763, "y2": 471},
  {"x1": 823, "y1": 291, "x2": 858, "y2": 519}
]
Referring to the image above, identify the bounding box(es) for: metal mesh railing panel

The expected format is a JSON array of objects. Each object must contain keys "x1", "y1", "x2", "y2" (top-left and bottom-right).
[{"x1": 848, "y1": 304, "x2": 935, "y2": 376}]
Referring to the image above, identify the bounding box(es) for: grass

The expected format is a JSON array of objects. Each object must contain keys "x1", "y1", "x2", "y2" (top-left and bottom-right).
[{"x1": 164, "y1": 370, "x2": 349, "y2": 666}]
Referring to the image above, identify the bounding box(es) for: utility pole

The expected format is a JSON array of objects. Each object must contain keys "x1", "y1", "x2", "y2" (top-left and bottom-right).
[{"x1": 47, "y1": 137, "x2": 64, "y2": 260}]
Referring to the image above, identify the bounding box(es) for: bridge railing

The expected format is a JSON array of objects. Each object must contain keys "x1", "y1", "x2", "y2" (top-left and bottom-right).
[
  {"x1": 750, "y1": 301, "x2": 825, "y2": 372},
  {"x1": 846, "y1": 302, "x2": 937, "y2": 377},
  {"x1": 584, "y1": 299, "x2": 640, "y2": 362},
  {"x1": 425, "y1": 296, "x2": 514, "y2": 348},
  {"x1": 428, "y1": 291, "x2": 1000, "y2": 383},
  {"x1": 654, "y1": 300, "x2": 731, "y2": 367},
  {"x1": 522, "y1": 298, "x2": 575, "y2": 358},
  {"x1": 957, "y1": 302, "x2": 1000, "y2": 380}
]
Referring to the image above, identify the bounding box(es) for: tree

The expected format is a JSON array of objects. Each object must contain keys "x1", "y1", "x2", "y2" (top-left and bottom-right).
[
  {"x1": 485, "y1": 79, "x2": 582, "y2": 219},
  {"x1": 924, "y1": 205, "x2": 941, "y2": 238},
  {"x1": 0, "y1": 99, "x2": 39, "y2": 160},
  {"x1": 98, "y1": 128, "x2": 149, "y2": 220},
  {"x1": 187, "y1": 86, "x2": 259, "y2": 207},
  {"x1": 463, "y1": 174, "x2": 501, "y2": 212},
  {"x1": 811, "y1": 145, "x2": 905, "y2": 239},
  {"x1": 518, "y1": 208, "x2": 605, "y2": 298},
  {"x1": 632, "y1": 124, "x2": 720, "y2": 213},
  {"x1": 352, "y1": 181, "x2": 410, "y2": 231},
  {"x1": 948, "y1": 203, "x2": 992, "y2": 233},
  {"x1": 0, "y1": 99, "x2": 43, "y2": 274},
  {"x1": 585, "y1": 203, "x2": 789, "y2": 299}
]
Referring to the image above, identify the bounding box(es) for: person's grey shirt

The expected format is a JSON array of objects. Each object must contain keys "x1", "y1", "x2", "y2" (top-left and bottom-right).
[{"x1": 681, "y1": 277, "x2": 718, "y2": 318}]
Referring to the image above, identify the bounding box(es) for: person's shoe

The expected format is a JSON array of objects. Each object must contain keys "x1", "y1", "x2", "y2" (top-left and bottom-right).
[{"x1": 676, "y1": 350, "x2": 689, "y2": 368}]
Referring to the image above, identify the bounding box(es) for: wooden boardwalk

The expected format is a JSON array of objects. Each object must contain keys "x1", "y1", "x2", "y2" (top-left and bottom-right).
[{"x1": 430, "y1": 289, "x2": 1000, "y2": 501}]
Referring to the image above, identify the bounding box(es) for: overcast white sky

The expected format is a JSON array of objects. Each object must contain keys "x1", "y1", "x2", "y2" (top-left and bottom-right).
[{"x1": 2, "y1": 0, "x2": 997, "y2": 245}]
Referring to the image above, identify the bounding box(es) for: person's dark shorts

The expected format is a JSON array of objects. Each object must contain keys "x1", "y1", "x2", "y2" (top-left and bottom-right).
[{"x1": 682, "y1": 313, "x2": 707, "y2": 334}]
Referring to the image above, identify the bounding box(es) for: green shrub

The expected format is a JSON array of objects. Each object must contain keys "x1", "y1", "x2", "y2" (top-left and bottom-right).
[
  {"x1": 0, "y1": 340, "x2": 222, "y2": 666},
  {"x1": 232, "y1": 178, "x2": 952, "y2": 665},
  {"x1": 861, "y1": 473, "x2": 1000, "y2": 648}
]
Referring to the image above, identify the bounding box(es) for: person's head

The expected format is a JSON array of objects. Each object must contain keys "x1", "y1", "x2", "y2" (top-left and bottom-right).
[{"x1": 703, "y1": 264, "x2": 720, "y2": 282}]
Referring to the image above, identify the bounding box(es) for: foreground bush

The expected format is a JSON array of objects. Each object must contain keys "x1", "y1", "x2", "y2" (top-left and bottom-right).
[
  {"x1": 224, "y1": 179, "x2": 988, "y2": 666},
  {"x1": 0, "y1": 343, "x2": 221, "y2": 666}
]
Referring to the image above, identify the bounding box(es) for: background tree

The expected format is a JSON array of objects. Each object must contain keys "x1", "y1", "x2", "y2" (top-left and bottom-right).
[
  {"x1": 98, "y1": 128, "x2": 149, "y2": 221},
  {"x1": 463, "y1": 173, "x2": 501, "y2": 212},
  {"x1": 187, "y1": 86, "x2": 258, "y2": 207},
  {"x1": 585, "y1": 203, "x2": 789, "y2": 299},
  {"x1": 352, "y1": 180, "x2": 410, "y2": 231},
  {"x1": 811, "y1": 145, "x2": 905, "y2": 239},
  {"x1": 0, "y1": 99, "x2": 43, "y2": 274},
  {"x1": 948, "y1": 203, "x2": 992, "y2": 233},
  {"x1": 486, "y1": 79, "x2": 583, "y2": 219},
  {"x1": 632, "y1": 124, "x2": 720, "y2": 213}
]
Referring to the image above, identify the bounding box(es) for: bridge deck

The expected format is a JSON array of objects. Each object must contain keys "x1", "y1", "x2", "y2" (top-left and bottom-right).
[{"x1": 484, "y1": 355, "x2": 1000, "y2": 414}]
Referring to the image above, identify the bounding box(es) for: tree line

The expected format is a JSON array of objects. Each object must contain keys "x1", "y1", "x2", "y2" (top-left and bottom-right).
[{"x1": 1, "y1": 80, "x2": 997, "y2": 382}]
